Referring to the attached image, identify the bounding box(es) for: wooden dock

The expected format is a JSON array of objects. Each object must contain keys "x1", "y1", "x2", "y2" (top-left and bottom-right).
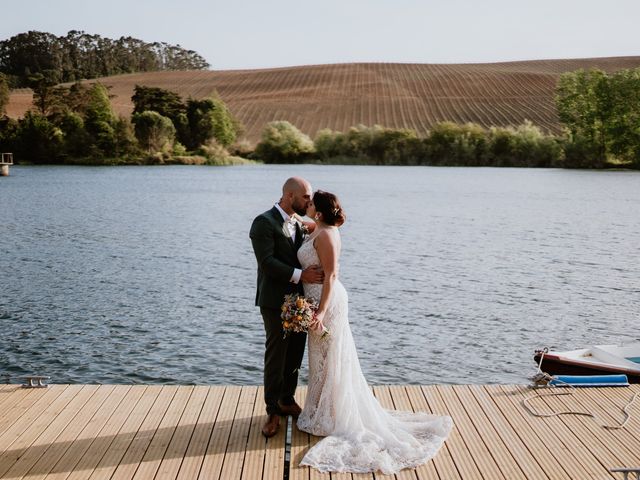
[{"x1": 0, "y1": 384, "x2": 638, "y2": 479}]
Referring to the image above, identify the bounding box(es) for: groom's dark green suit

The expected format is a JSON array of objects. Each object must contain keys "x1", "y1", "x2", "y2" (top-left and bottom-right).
[{"x1": 250, "y1": 206, "x2": 306, "y2": 415}]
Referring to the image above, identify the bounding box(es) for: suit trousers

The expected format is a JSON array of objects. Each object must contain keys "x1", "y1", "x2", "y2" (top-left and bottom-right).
[{"x1": 261, "y1": 307, "x2": 307, "y2": 415}]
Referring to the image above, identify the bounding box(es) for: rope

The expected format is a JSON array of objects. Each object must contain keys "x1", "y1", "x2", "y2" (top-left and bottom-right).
[{"x1": 524, "y1": 347, "x2": 640, "y2": 430}]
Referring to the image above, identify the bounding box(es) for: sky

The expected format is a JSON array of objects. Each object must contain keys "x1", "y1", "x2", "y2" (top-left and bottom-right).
[{"x1": 2, "y1": 0, "x2": 639, "y2": 70}]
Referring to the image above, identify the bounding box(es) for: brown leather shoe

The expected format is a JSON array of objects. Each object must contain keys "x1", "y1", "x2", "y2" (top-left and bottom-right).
[
  {"x1": 262, "y1": 414, "x2": 280, "y2": 438},
  {"x1": 278, "y1": 400, "x2": 302, "y2": 417}
]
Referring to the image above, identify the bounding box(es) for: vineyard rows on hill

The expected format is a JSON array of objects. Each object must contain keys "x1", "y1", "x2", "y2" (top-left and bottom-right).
[{"x1": 6, "y1": 57, "x2": 640, "y2": 144}]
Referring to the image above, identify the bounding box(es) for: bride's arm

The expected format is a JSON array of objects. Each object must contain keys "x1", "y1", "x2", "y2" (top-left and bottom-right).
[
  {"x1": 291, "y1": 213, "x2": 317, "y2": 233},
  {"x1": 313, "y1": 230, "x2": 339, "y2": 330}
]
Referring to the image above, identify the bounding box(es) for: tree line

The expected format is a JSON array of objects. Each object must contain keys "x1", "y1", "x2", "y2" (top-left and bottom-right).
[
  {"x1": 0, "y1": 30, "x2": 209, "y2": 87},
  {"x1": 253, "y1": 67, "x2": 640, "y2": 169},
  {"x1": 0, "y1": 82, "x2": 245, "y2": 165},
  {"x1": 253, "y1": 120, "x2": 565, "y2": 167}
]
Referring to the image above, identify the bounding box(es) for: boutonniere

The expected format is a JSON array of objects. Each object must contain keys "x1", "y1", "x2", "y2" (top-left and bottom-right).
[{"x1": 291, "y1": 213, "x2": 310, "y2": 235}]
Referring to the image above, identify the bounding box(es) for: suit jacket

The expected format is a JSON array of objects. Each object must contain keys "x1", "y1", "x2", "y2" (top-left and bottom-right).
[{"x1": 250, "y1": 206, "x2": 305, "y2": 309}]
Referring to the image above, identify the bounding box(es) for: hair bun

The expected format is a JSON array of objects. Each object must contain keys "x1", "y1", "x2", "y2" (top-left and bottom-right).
[{"x1": 313, "y1": 190, "x2": 346, "y2": 227}]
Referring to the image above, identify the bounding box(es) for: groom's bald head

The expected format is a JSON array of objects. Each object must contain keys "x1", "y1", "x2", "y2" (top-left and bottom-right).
[
  {"x1": 280, "y1": 177, "x2": 312, "y2": 216},
  {"x1": 282, "y1": 176, "x2": 310, "y2": 195}
]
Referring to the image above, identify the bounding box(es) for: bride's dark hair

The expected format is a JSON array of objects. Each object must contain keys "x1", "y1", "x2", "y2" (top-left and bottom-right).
[{"x1": 313, "y1": 190, "x2": 346, "y2": 227}]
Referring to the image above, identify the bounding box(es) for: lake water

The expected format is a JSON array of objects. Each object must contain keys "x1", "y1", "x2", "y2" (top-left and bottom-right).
[{"x1": 1, "y1": 165, "x2": 639, "y2": 386}]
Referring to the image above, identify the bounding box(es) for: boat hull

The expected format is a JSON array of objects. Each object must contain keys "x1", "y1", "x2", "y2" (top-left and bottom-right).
[{"x1": 534, "y1": 352, "x2": 640, "y2": 383}]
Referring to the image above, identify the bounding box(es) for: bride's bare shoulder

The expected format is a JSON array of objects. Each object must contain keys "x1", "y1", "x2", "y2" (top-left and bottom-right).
[{"x1": 313, "y1": 228, "x2": 340, "y2": 247}]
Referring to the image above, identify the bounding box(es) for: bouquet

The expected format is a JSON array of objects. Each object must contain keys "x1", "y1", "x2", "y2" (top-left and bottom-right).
[{"x1": 281, "y1": 294, "x2": 329, "y2": 338}]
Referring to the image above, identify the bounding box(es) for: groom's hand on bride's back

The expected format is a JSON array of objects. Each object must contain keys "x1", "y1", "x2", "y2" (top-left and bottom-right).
[{"x1": 301, "y1": 265, "x2": 324, "y2": 284}]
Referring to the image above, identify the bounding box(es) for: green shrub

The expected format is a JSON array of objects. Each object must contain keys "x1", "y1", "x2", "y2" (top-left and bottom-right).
[
  {"x1": 486, "y1": 122, "x2": 563, "y2": 167},
  {"x1": 255, "y1": 121, "x2": 314, "y2": 163},
  {"x1": 424, "y1": 122, "x2": 487, "y2": 166}
]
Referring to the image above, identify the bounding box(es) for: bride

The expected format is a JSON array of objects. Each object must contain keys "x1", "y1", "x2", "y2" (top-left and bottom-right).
[{"x1": 295, "y1": 190, "x2": 453, "y2": 475}]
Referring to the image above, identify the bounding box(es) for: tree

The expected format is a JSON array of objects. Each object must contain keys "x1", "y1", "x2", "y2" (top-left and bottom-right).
[
  {"x1": 132, "y1": 85, "x2": 188, "y2": 144},
  {"x1": 84, "y1": 83, "x2": 117, "y2": 155},
  {"x1": 185, "y1": 96, "x2": 238, "y2": 149},
  {"x1": 555, "y1": 69, "x2": 610, "y2": 166},
  {"x1": 131, "y1": 85, "x2": 185, "y2": 119},
  {"x1": 132, "y1": 110, "x2": 175, "y2": 153},
  {"x1": 556, "y1": 67, "x2": 640, "y2": 168},
  {"x1": 0, "y1": 116, "x2": 19, "y2": 153},
  {"x1": 58, "y1": 111, "x2": 90, "y2": 157},
  {"x1": 605, "y1": 68, "x2": 640, "y2": 166},
  {"x1": 0, "y1": 73, "x2": 8, "y2": 115},
  {"x1": 15, "y1": 111, "x2": 63, "y2": 163},
  {"x1": 0, "y1": 31, "x2": 63, "y2": 86},
  {"x1": 112, "y1": 116, "x2": 137, "y2": 157},
  {"x1": 28, "y1": 70, "x2": 64, "y2": 115}
]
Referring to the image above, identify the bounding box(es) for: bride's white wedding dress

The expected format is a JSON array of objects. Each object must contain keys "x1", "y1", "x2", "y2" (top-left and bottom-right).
[{"x1": 296, "y1": 235, "x2": 452, "y2": 474}]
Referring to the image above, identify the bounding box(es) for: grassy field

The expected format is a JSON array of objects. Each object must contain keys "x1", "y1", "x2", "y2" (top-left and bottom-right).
[{"x1": 6, "y1": 56, "x2": 640, "y2": 144}]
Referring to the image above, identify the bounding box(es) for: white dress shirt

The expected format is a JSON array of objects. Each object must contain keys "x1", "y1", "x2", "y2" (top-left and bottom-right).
[{"x1": 274, "y1": 203, "x2": 302, "y2": 284}]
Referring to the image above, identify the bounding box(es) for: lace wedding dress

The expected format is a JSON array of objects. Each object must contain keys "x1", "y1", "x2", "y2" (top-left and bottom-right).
[{"x1": 296, "y1": 235, "x2": 453, "y2": 474}]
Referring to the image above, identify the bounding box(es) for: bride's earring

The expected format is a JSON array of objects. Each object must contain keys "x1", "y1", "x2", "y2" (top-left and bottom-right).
[{"x1": 315, "y1": 214, "x2": 320, "y2": 221}]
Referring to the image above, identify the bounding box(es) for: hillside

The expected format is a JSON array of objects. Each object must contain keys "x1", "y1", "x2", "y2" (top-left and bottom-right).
[{"x1": 6, "y1": 56, "x2": 640, "y2": 143}]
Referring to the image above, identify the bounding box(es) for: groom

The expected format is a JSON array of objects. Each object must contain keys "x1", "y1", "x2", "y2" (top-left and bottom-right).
[{"x1": 250, "y1": 176, "x2": 323, "y2": 438}]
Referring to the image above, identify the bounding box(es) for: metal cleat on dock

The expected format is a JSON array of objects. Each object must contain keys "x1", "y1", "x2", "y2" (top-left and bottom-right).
[
  {"x1": 22, "y1": 376, "x2": 50, "y2": 388},
  {"x1": 611, "y1": 467, "x2": 640, "y2": 480}
]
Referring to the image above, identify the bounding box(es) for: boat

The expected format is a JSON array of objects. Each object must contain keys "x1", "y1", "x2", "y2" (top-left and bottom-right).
[{"x1": 534, "y1": 344, "x2": 640, "y2": 383}]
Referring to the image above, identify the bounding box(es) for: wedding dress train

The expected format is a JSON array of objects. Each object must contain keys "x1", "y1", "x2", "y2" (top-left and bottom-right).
[{"x1": 296, "y1": 237, "x2": 452, "y2": 474}]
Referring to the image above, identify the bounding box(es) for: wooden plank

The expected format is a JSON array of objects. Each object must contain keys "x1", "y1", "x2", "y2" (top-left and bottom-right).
[
  {"x1": 36, "y1": 385, "x2": 133, "y2": 480},
  {"x1": 304, "y1": 391, "x2": 331, "y2": 480},
  {"x1": 218, "y1": 386, "x2": 258, "y2": 480},
  {"x1": 76, "y1": 386, "x2": 158, "y2": 480},
  {"x1": 373, "y1": 385, "x2": 415, "y2": 480},
  {"x1": 197, "y1": 385, "x2": 242, "y2": 479},
  {"x1": 596, "y1": 385, "x2": 640, "y2": 434},
  {"x1": 262, "y1": 403, "x2": 286, "y2": 480},
  {"x1": 290, "y1": 386, "x2": 309, "y2": 480},
  {"x1": 13, "y1": 385, "x2": 119, "y2": 480},
  {"x1": 474, "y1": 385, "x2": 570, "y2": 480},
  {"x1": 176, "y1": 386, "x2": 226, "y2": 480},
  {"x1": 107, "y1": 385, "x2": 179, "y2": 480},
  {"x1": 0, "y1": 385, "x2": 100, "y2": 479},
  {"x1": 421, "y1": 386, "x2": 482, "y2": 480},
  {"x1": 240, "y1": 386, "x2": 267, "y2": 480},
  {"x1": 502, "y1": 385, "x2": 607, "y2": 479},
  {"x1": 405, "y1": 385, "x2": 460, "y2": 480},
  {"x1": 0, "y1": 385, "x2": 82, "y2": 473},
  {"x1": 435, "y1": 385, "x2": 506, "y2": 480},
  {"x1": 154, "y1": 385, "x2": 209, "y2": 479},
  {"x1": 389, "y1": 384, "x2": 439, "y2": 480},
  {"x1": 550, "y1": 387, "x2": 640, "y2": 465},
  {"x1": 0, "y1": 387, "x2": 52, "y2": 439},
  {"x1": 0, "y1": 385, "x2": 28, "y2": 412},
  {"x1": 452, "y1": 385, "x2": 528, "y2": 479},
  {"x1": 130, "y1": 385, "x2": 194, "y2": 480},
  {"x1": 289, "y1": 386, "x2": 335, "y2": 480},
  {"x1": 493, "y1": 385, "x2": 587, "y2": 479},
  {"x1": 536, "y1": 387, "x2": 624, "y2": 476}
]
